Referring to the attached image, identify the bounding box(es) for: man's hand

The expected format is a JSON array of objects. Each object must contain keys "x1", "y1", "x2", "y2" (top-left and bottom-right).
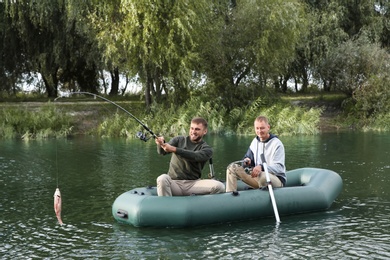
[
  {"x1": 243, "y1": 158, "x2": 251, "y2": 166},
  {"x1": 251, "y1": 165, "x2": 262, "y2": 178},
  {"x1": 155, "y1": 136, "x2": 165, "y2": 146},
  {"x1": 161, "y1": 143, "x2": 177, "y2": 153}
]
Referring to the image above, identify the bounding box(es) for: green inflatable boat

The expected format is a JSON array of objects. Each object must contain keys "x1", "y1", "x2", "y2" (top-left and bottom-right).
[{"x1": 112, "y1": 167, "x2": 343, "y2": 227}]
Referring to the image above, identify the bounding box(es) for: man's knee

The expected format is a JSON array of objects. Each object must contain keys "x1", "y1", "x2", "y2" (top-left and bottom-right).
[
  {"x1": 213, "y1": 181, "x2": 225, "y2": 194},
  {"x1": 157, "y1": 174, "x2": 170, "y2": 185},
  {"x1": 227, "y1": 163, "x2": 243, "y2": 178},
  {"x1": 258, "y1": 173, "x2": 282, "y2": 188}
]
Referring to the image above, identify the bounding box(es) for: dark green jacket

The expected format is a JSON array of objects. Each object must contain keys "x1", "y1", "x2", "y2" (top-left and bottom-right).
[{"x1": 157, "y1": 136, "x2": 213, "y2": 180}]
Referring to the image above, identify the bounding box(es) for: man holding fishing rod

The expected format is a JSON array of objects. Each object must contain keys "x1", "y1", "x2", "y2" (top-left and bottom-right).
[
  {"x1": 155, "y1": 117, "x2": 225, "y2": 196},
  {"x1": 226, "y1": 115, "x2": 286, "y2": 192}
]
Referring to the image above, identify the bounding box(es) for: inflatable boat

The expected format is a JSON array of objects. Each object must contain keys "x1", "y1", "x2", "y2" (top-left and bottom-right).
[{"x1": 112, "y1": 168, "x2": 343, "y2": 227}]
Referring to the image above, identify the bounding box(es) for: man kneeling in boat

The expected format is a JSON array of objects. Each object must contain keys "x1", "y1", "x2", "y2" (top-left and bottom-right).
[
  {"x1": 155, "y1": 117, "x2": 225, "y2": 196},
  {"x1": 226, "y1": 116, "x2": 286, "y2": 192}
]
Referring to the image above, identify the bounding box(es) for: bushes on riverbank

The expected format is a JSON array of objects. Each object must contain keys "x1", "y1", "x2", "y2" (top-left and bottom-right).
[
  {"x1": 96, "y1": 96, "x2": 322, "y2": 138},
  {"x1": 1, "y1": 95, "x2": 322, "y2": 140},
  {"x1": 2, "y1": 91, "x2": 389, "y2": 140},
  {"x1": 0, "y1": 104, "x2": 73, "y2": 139}
]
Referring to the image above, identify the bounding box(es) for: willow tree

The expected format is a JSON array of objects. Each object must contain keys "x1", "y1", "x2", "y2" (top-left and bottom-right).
[
  {"x1": 288, "y1": 0, "x2": 349, "y2": 93},
  {"x1": 4, "y1": 0, "x2": 101, "y2": 97},
  {"x1": 90, "y1": 0, "x2": 210, "y2": 107},
  {"x1": 0, "y1": 2, "x2": 25, "y2": 95},
  {"x1": 308, "y1": 0, "x2": 386, "y2": 92},
  {"x1": 197, "y1": 0, "x2": 307, "y2": 109}
]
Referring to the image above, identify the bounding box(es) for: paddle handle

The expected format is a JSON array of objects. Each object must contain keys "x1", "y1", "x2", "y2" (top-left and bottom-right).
[
  {"x1": 261, "y1": 155, "x2": 281, "y2": 223},
  {"x1": 208, "y1": 158, "x2": 215, "y2": 179}
]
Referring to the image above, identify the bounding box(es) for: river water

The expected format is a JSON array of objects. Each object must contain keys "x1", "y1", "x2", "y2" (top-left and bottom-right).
[{"x1": 1, "y1": 132, "x2": 389, "y2": 259}]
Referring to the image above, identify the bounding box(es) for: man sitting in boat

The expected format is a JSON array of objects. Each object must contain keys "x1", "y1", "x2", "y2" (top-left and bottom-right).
[
  {"x1": 155, "y1": 117, "x2": 225, "y2": 196},
  {"x1": 226, "y1": 116, "x2": 286, "y2": 192}
]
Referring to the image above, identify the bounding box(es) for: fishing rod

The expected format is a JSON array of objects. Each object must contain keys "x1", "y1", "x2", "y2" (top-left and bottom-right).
[
  {"x1": 54, "y1": 91, "x2": 157, "y2": 141},
  {"x1": 55, "y1": 91, "x2": 216, "y2": 178}
]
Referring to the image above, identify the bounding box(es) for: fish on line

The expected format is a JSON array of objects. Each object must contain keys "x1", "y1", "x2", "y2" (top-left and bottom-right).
[{"x1": 54, "y1": 188, "x2": 63, "y2": 225}]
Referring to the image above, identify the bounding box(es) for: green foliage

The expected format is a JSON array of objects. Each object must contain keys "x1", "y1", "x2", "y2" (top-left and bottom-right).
[
  {"x1": 354, "y1": 73, "x2": 390, "y2": 117},
  {"x1": 145, "y1": 96, "x2": 228, "y2": 137},
  {"x1": 198, "y1": 0, "x2": 307, "y2": 108},
  {"x1": 0, "y1": 103, "x2": 73, "y2": 139},
  {"x1": 231, "y1": 97, "x2": 322, "y2": 136},
  {"x1": 4, "y1": 0, "x2": 102, "y2": 96},
  {"x1": 90, "y1": 0, "x2": 210, "y2": 106},
  {"x1": 320, "y1": 38, "x2": 388, "y2": 96},
  {"x1": 0, "y1": 124, "x2": 16, "y2": 139},
  {"x1": 352, "y1": 72, "x2": 390, "y2": 131},
  {"x1": 1, "y1": 0, "x2": 389, "y2": 131},
  {"x1": 97, "y1": 113, "x2": 139, "y2": 138},
  {"x1": 366, "y1": 113, "x2": 390, "y2": 132},
  {"x1": 96, "y1": 94, "x2": 322, "y2": 139}
]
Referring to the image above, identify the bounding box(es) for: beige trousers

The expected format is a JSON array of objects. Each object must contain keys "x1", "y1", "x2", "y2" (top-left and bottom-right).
[
  {"x1": 225, "y1": 163, "x2": 282, "y2": 192},
  {"x1": 157, "y1": 174, "x2": 225, "y2": 196}
]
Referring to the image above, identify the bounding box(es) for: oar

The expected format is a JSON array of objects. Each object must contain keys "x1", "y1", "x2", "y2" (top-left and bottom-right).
[
  {"x1": 260, "y1": 154, "x2": 281, "y2": 223},
  {"x1": 208, "y1": 158, "x2": 215, "y2": 179}
]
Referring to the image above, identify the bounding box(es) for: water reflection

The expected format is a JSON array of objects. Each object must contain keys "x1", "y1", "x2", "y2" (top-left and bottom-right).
[{"x1": 1, "y1": 133, "x2": 390, "y2": 259}]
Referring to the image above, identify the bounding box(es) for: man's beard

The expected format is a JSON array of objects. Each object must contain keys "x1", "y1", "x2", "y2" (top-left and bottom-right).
[{"x1": 190, "y1": 135, "x2": 202, "y2": 143}]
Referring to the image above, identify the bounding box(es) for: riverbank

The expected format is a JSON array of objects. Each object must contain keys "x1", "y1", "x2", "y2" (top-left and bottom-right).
[
  {"x1": 296, "y1": 99, "x2": 344, "y2": 133},
  {"x1": 0, "y1": 96, "x2": 345, "y2": 135},
  {"x1": 285, "y1": 93, "x2": 346, "y2": 133}
]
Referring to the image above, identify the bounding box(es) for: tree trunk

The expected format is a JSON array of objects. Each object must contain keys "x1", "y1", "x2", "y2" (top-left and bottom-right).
[
  {"x1": 301, "y1": 68, "x2": 309, "y2": 92},
  {"x1": 100, "y1": 70, "x2": 108, "y2": 94},
  {"x1": 121, "y1": 75, "x2": 130, "y2": 95},
  {"x1": 41, "y1": 69, "x2": 59, "y2": 98},
  {"x1": 145, "y1": 76, "x2": 153, "y2": 108},
  {"x1": 323, "y1": 79, "x2": 332, "y2": 92},
  {"x1": 109, "y1": 67, "x2": 119, "y2": 96},
  {"x1": 281, "y1": 76, "x2": 288, "y2": 93}
]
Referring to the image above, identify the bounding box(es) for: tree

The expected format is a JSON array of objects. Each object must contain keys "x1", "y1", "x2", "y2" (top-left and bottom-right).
[
  {"x1": 297, "y1": 0, "x2": 387, "y2": 93},
  {"x1": 197, "y1": 0, "x2": 307, "y2": 108},
  {"x1": 339, "y1": 0, "x2": 382, "y2": 38},
  {"x1": 304, "y1": 0, "x2": 349, "y2": 92},
  {"x1": 5, "y1": 0, "x2": 66, "y2": 97},
  {"x1": 4, "y1": 0, "x2": 102, "y2": 97},
  {"x1": 0, "y1": 2, "x2": 26, "y2": 95},
  {"x1": 321, "y1": 37, "x2": 388, "y2": 96},
  {"x1": 376, "y1": 0, "x2": 390, "y2": 49},
  {"x1": 90, "y1": 0, "x2": 211, "y2": 107}
]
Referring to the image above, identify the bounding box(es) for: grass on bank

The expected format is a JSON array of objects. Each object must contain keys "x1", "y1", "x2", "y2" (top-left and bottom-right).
[
  {"x1": 0, "y1": 103, "x2": 74, "y2": 139},
  {"x1": 1, "y1": 91, "x2": 389, "y2": 140},
  {"x1": 95, "y1": 95, "x2": 322, "y2": 138}
]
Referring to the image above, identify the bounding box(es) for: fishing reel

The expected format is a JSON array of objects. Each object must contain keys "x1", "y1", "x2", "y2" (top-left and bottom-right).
[
  {"x1": 230, "y1": 160, "x2": 252, "y2": 173},
  {"x1": 244, "y1": 167, "x2": 252, "y2": 173},
  {"x1": 136, "y1": 131, "x2": 152, "y2": 142},
  {"x1": 241, "y1": 160, "x2": 252, "y2": 173}
]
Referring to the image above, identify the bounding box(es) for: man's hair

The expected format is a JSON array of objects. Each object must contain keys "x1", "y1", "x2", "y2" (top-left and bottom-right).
[
  {"x1": 191, "y1": 117, "x2": 208, "y2": 129},
  {"x1": 255, "y1": 115, "x2": 269, "y2": 124}
]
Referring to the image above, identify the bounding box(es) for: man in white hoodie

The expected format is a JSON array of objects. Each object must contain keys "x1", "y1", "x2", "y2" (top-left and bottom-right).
[{"x1": 226, "y1": 116, "x2": 286, "y2": 192}]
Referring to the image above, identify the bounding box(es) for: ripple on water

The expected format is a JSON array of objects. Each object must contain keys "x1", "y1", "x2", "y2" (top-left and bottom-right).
[{"x1": 1, "y1": 135, "x2": 390, "y2": 259}]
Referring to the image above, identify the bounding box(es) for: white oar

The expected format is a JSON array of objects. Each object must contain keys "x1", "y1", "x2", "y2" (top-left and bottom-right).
[{"x1": 261, "y1": 154, "x2": 281, "y2": 223}]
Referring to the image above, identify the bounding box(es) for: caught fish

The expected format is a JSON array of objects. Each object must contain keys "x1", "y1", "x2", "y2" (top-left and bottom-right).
[{"x1": 54, "y1": 188, "x2": 63, "y2": 225}]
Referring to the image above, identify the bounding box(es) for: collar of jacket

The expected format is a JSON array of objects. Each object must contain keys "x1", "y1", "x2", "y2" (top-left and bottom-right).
[{"x1": 256, "y1": 133, "x2": 278, "y2": 143}]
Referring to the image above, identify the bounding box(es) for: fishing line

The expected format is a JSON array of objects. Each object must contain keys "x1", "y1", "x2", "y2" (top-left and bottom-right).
[
  {"x1": 53, "y1": 138, "x2": 64, "y2": 225},
  {"x1": 54, "y1": 92, "x2": 158, "y2": 141},
  {"x1": 55, "y1": 92, "x2": 216, "y2": 179},
  {"x1": 55, "y1": 138, "x2": 59, "y2": 188}
]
